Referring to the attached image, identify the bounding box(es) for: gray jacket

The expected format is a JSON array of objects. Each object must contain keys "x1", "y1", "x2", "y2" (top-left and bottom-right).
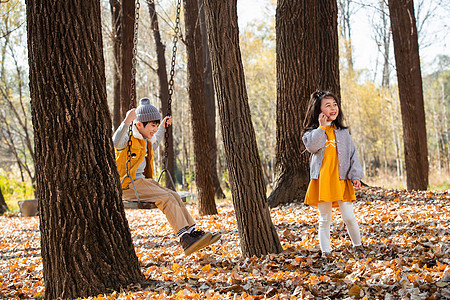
[{"x1": 302, "y1": 127, "x2": 363, "y2": 180}]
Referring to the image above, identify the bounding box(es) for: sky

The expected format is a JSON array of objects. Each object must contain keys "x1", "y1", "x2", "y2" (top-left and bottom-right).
[{"x1": 237, "y1": 0, "x2": 450, "y2": 79}]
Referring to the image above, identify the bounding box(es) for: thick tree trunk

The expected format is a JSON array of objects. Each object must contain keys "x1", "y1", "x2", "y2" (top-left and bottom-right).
[
  {"x1": 110, "y1": 0, "x2": 122, "y2": 130},
  {"x1": 203, "y1": 0, "x2": 282, "y2": 256},
  {"x1": 198, "y1": 0, "x2": 225, "y2": 199},
  {"x1": 147, "y1": 0, "x2": 175, "y2": 189},
  {"x1": 268, "y1": 0, "x2": 319, "y2": 207},
  {"x1": 0, "y1": 188, "x2": 8, "y2": 215},
  {"x1": 388, "y1": 0, "x2": 428, "y2": 190},
  {"x1": 184, "y1": 0, "x2": 217, "y2": 215},
  {"x1": 318, "y1": 0, "x2": 340, "y2": 94},
  {"x1": 26, "y1": 1, "x2": 144, "y2": 299}
]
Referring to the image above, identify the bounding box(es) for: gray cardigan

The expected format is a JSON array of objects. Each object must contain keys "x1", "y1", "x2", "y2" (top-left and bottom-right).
[{"x1": 302, "y1": 127, "x2": 363, "y2": 181}]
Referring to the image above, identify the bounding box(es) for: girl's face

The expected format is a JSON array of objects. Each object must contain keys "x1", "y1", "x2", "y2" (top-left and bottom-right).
[{"x1": 320, "y1": 96, "x2": 339, "y2": 122}]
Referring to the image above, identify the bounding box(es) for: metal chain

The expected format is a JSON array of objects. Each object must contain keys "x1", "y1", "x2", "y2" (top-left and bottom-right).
[
  {"x1": 163, "y1": 0, "x2": 182, "y2": 169},
  {"x1": 126, "y1": 0, "x2": 141, "y2": 177},
  {"x1": 129, "y1": 0, "x2": 140, "y2": 110}
]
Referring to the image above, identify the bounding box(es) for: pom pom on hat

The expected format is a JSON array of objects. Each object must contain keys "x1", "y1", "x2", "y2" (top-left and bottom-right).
[{"x1": 135, "y1": 98, "x2": 161, "y2": 123}]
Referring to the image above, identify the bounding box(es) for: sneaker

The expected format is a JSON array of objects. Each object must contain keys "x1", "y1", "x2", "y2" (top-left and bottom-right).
[
  {"x1": 191, "y1": 229, "x2": 221, "y2": 245},
  {"x1": 180, "y1": 231, "x2": 212, "y2": 256}
]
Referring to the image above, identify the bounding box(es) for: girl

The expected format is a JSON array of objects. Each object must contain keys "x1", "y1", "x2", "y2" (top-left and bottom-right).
[{"x1": 302, "y1": 90, "x2": 364, "y2": 258}]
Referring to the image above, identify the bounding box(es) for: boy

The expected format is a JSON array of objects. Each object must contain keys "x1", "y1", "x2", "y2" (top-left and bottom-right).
[{"x1": 113, "y1": 98, "x2": 220, "y2": 255}]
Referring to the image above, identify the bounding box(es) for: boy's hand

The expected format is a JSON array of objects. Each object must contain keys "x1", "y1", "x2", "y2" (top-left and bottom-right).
[
  {"x1": 162, "y1": 116, "x2": 172, "y2": 128},
  {"x1": 124, "y1": 109, "x2": 136, "y2": 125},
  {"x1": 352, "y1": 179, "x2": 362, "y2": 190}
]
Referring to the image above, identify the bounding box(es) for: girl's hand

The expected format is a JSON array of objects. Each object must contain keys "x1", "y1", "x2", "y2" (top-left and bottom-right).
[
  {"x1": 318, "y1": 112, "x2": 328, "y2": 127},
  {"x1": 124, "y1": 108, "x2": 136, "y2": 125},
  {"x1": 162, "y1": 116, "x2": 172, "y2": 128},
  {"x1": 352, "y1": 179, "x2": 362, "y2": 190}
]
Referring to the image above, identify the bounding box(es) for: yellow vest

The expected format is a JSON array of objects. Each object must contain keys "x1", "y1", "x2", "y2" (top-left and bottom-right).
[{"x1": 115, "y1": 136, "x2": 154, "y2": 189}]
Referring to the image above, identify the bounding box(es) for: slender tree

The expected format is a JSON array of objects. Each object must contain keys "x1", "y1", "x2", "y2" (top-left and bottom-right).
[
  {"x1": 184, "y1": 0, "x2": 217, "y2": 215},
  {"x1": 109, "y1": 0, "x2": 122, "y2": 130},
  {"x1": 388, "y1": 0, "x2": 428, "y2": 190},
  {"x1": 26, "y1": 1, "x2": 144, "y2": 298},
  {"x1": 121, "y1": 0, "x2": 135, "y2": 118},
  {"x1": 198, "y1": 0, "x2": 225, "y2": 199},
  {"x1": 203, "y1": 0, "x2": 282, "y2": 256},
  {"x1": 338, "y1": 0, "x2": 355, "y2": 75},
  {"x1": 147, "y1": 0, "x2": 175, "y2": 189},
  {"x1": 109, "y1": 0, "x2": 135, "y2": 130},
  {"x1": 0, "y1": 3, "x2": 35, "y2": 188}
]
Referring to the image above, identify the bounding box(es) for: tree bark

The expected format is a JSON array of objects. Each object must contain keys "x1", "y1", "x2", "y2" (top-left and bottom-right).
[
  {"x1": 268, "y1": 0, "x2": 319, "y2": 207},
  {"x1": 388, "y1": 0, "x2": 428, "y2": 190},
  {"x1": 203, "y1": 0, "x2": 282, "y2": 256},
  {"x1": 26, "y1": 1, "x2": 144, "y2": 298},
  {"x1": 0, "y1": 188, "x2": 8, "y2": 215},
  {"x1": 198, "y1": 0, "x2": 225, "y2": 199},
  {"x1": 109, "y1": 0, "x2": 122, "y2": 130},
  {"x1": 147, "y1": 0, "x2": 175, "y2": 189},
  {"x1": 184, "y1": 0, "x2": 217, "y2": 215},
  {"x1": 318, "y1": 0, "x2": 340, "y2": 95}
]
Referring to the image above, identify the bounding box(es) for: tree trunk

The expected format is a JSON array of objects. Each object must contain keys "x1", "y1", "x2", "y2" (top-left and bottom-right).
[
  {"x1": 203, "y1": 0, "x2": 282, "y2": 256},
  {"x1": 388, "y1": 0, "x2": 428, "y2": 190},
  {"x1": 0, "y1": 188, "x2": 8, "y2": 215},
  {"x1": 147, "y1": 0, "x2": 175, "y2": 189},
  {"x1": 110, "y1": 0, "x2": 122, "y2": 130},
  {"x1": 26, "y1": 1, "x2": 144, "y2": 298},
  {"x1": 380, "y1": 1, "x2": 391, "y2": 88},
  {"x1": 318, "y1": 0, "x2": 340, "y2": 94},
  {"x1": 184, "y1": 0, "x2": 217, "y2": 215},
  {"x1": 121, "y1": 0, "x2": 135, "y2": 116},
  {"x1": 198, "y1": 0, "x2": 225, "y2": 199},
  {"x1": 268, "y1": 0, "x2": 319, "y2": 207}
]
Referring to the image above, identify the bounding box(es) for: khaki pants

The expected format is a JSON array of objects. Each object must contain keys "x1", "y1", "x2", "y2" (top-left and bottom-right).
[{"x1": 123, "y1": 178, "x2": 195, "y2": 233}]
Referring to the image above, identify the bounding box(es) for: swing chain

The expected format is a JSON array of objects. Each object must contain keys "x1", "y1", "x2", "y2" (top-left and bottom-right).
[
  {"x1": 163, "y1": 0, "x2": 182, "y2": 169},
  {"x1": 125, "y1": 0, "x2": 141, "y2": 179},
  {"x1": 129, "y1": 0, "x2": 141, "y2": 110}
]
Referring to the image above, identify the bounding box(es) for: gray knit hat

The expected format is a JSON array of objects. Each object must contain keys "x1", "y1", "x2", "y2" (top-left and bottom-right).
[{"x1": 135, "y1": 98, "x2": 161, "y2": 123}]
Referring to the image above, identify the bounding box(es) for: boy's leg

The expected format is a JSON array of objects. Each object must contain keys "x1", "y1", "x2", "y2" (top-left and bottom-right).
[
  {"x1": 123, "y1": 179, "x2": 221, "y2": 255},
  {"x1": 123, "y1": 179, "x2": 194, "y2": 233},
  {"x1": 151, "y1": 180, "x2": 196, "y2": 229}
]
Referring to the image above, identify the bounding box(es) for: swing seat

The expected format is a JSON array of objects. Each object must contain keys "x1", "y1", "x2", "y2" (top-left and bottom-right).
[{"x1": 122, "y1": 191, "x2": 193, "y2": 210}]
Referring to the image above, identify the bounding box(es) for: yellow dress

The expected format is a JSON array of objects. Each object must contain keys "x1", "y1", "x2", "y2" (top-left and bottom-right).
[{"x1": 305, "y1": 125, "x2": 356, "y2": 207}]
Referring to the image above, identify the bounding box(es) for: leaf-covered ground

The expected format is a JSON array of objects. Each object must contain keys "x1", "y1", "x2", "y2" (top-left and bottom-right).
[{"x1": 1, "y1": 187, "x2": 449, "y2": 299}]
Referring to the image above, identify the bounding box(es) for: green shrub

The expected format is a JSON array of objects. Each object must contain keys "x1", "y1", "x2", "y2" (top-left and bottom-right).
[{"x1": 0, "y1": 172, "x2": 34, "y2": 212}]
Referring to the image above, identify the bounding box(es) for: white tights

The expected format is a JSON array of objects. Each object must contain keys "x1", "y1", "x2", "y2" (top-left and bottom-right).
[{"x1": 317, "y1": 201, "x2": 361, "y2": 253}]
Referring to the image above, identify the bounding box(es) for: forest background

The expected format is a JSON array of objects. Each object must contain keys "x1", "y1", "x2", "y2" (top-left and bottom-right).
[{"x1": 0, "y1": 0, "x2": 449, "y2": 210}]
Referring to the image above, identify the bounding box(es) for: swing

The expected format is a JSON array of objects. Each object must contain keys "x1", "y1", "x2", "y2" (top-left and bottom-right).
[{"x1": 121, "y1": 0, "x2": 186, "y2": 209}]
